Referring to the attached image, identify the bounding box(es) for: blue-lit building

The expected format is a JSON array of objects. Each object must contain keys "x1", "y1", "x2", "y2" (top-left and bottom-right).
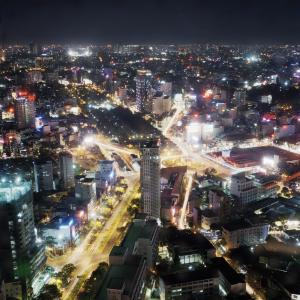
[
  {"x1": 41, "y1": 216, "x2": 79, "y2": 255},
  {"x1": 0, "y1": 174, "x2": 46, "y2": 299}
]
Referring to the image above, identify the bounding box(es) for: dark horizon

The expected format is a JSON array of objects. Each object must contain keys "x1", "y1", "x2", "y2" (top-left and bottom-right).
[{"x1": 2, "y1": 0, "x2": 300, "y2": 45}]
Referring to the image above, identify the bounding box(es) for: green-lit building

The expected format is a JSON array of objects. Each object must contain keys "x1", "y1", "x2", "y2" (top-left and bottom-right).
[{"x1": 0, "y1": 173, "x2": 46, "y2": 299}]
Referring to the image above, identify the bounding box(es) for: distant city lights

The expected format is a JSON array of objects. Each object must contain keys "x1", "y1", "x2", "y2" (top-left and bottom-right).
[{"x1": 68, "y1": 47, "x2": 91, "y2": 57}]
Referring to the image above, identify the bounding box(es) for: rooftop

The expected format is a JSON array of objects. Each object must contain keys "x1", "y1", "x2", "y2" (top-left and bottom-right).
[
  {"x1": 165, "y1": 229, "x2": 214, "y2": 254},
  {"x1": 140, "y1": 139, "x2": 160, "y2": 149},
  {"x1": 211, "y1": 257, "x2": 245, "y2": 285},
  {"x1": 273, "y1": 266, "x2": 300, "y2": 296},
  {"x1": 110, "y1": 246, "x2": 127, "y2": 257},
  {"x1": 42, "y1": 216, "x2": 75, "y2": 230},
  {"x1": 222, "y1": 219, "x2": 253, "y2": 231},
  {"x1": 121, "y1": 219, "x2": 158, "y2": 254},
  {"x1": 161, "y1": 267, "x2": 219, "y2": 286},
  {"x1": 96, "y1": 255, "x2": 144, "y2": 300}
]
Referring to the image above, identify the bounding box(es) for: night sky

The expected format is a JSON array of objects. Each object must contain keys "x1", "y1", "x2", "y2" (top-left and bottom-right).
[{"x1": 1, "y1": 0, "x2": 300, "y2": 44}]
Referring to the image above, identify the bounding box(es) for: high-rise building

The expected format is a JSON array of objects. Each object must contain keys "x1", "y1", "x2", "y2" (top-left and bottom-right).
[
  {"x1": 135, "y1": 69, "x2": 153, "y2": 113},
  {"x1": 0, "y1": 174, "x2": 46, "y2": 299},
  {"x1": 14, "y1": 97, "x2": 36, "y2": 130},
  {"x1": 140, "y1": 139, "x2": 161, "y2": 219},
  {"x1": 33, "y1": 160, "x2": 54, "y2": 192},
  {"x1": 75, "y1": 175, "x2": 96, "y2": 204},
  {"x1": 95, "y1": 160, "x2": 117, "y2": 192},
  {"x1": 59, "y1": 152, "x2": 74, "y2": 189}
]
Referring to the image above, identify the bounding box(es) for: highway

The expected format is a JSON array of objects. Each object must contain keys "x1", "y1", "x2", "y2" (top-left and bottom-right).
[
  {"x1": 53, "y1": 101, "x2": 246, "y2": 298},
  {"x1": 48, "y1": 175, "x2": 139, "y2": 300},
  {"x1": 162, "y1": 107, "x2": 182, "y2": 136},
  {"x1": 178, "y1": 172, "x2": 194, "y2": 229}
]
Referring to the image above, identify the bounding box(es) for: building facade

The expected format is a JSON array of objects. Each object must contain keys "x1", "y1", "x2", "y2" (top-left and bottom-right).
[
  {"x1": 75, "y1": 176, "x2": 96, "y2": 204},
  {"x1": 0, "y1": 176, "x2": 46, "y2": 299},
  {"x1": 33, "y1": 160, "x2": 54, "y2": 192},
  {"x1": 140, "y1": 140, "x2": 161, "y2": 219},
  {"x1": 14, "y1": 97, "x2": 36, "y2": 130},
  {"x1": 222, "y1": 219, "x2": 270, "y2": 250},
  {"x1": 135, "y1": 70, "x2": 153, "y2": 113},
  {"x1": 96, "y1": 160, "x2": 117, "y2": 192},
  {"x1": 230, "y1": 173, "x2": 259, "y2": 208},
  {"x1": 59, "y1": 152, "x2": 74, "y2": 189}
]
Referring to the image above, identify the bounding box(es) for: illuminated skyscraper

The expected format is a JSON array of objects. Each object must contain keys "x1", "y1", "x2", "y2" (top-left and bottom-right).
[
  {"x1": 33, "y1": 160, "x2": 54, "y2": 192},
  {"x1": 59, "y1": 152, "x2": 75, "y2": 189},
  {"x1": 140, "y1": 139, "x2": 161, "y2": 219},
  {"x1": 135, "y1": 69, "x2": 153, "y2": 113},
  {"x1": 14, "y1": 97, "x2": 36, "y2": 130},
  {"x1": 0, "y1": 174, "x2": 46, "y2": 299}
]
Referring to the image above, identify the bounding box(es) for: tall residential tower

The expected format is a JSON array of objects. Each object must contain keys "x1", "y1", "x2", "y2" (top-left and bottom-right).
[
  {"x1": 140, "y1": 139, "x2": 161, "y2": 219},
  {"x1": 59, "y1": 152, "x2": 75, "y2": 189},
  {"x1": 135, "y1": 69, "x2": 153, "y2": 113},
  {"x1": 14, "y1": 97, "x2": 36, "y2": 130}
]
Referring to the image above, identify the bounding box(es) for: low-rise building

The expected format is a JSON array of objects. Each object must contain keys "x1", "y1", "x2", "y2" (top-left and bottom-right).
[
  {"x1": 168, "y1": 230, "x2": 216, "y2": 266},
  {"x1": 201, "y1": 210, "x2": 220, "y2": 230},
  {"x1": 212, "y1": 257, "x2": 246, "y2": 296},
  {"x1": 222, "y1": 219, "x2": 269, "y2": 250},
  {"x1": 152, "y1": 93, "x2": 172, "y2": 116},
  {"x1": 159, "y1": 268, "x2": 220, "y2": 299},
  {"x1": 41, "y1": 216, "x2": 79, "y2": 255},
  {"x1": 230, "y1": 172, "x2": 259, "y2": 208}
]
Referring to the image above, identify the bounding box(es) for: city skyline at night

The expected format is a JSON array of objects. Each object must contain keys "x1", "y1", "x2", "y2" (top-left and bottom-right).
[{"x1": 1, "y1": 1, "x2": 300, "y2": 300}]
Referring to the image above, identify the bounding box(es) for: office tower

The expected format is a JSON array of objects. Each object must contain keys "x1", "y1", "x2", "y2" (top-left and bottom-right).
[
  {"x1": 59, "y1": 152, "x2": 74, "y2": 189},
  {"x1": 0, "y1": 174, "x2": 46, "y2": 299},
  {"x1": 33, "y1": 160, "x2": 54, "y2": 192},
  {"x1": 75, "y1": 175, "x2": 96, "y2": 204},
  {"x1": 95, "y1": 160, "x2": 117, "y2": 192},
  {"x1": 140, "y1": 139, "x2": 161, "y2": 219},
  {"x1": 14, "y1": 97, "x2": 36, "y2": 130},
  {"x1": 135, "y1": 69, "x2": 153, "y2": 113}
]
